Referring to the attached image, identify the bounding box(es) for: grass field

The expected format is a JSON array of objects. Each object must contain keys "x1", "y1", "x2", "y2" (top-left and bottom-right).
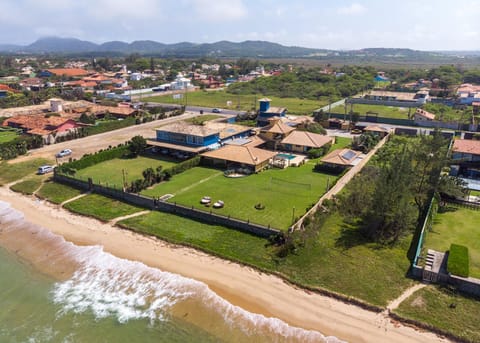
[
  {"x1": 0, "y1": 158, "x2": 53, "y2": 184},
  {"x1": 395, "y1": 285, "x2": 480, "y2": 342},
  {"x1": 337, "y1": 103, "x2": 415, "y2": 119},
  {"x1": 10, "y1": 177, "x2": 44, "y2": 195},
  {"x1": 75, "y1": 155, "x2": 178, "y2": 188},
  {"x1": 144, "y1": 90, "x2": 327, "y2": 115},
  {"x1": 142, "y1": 137, "x2": 351, "y2": 229},
  {"x1": 0, "y1": 130, "x2": 20, "y2": 143},
  {"x1": 37, "y1": 181, "x2": 84, "y2": 204},
  {"x1": 120, "y1": 210, "x2": 413, "y2": 306},
  {"x1": 425, "y1": 206, "x2": 480, "y2": 278},
  {"x1": 64, "y1": 193, "x2": 145, "y2": 221}
]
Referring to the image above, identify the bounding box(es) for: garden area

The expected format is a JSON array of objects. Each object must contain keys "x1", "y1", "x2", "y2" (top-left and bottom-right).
[
  {"x1": 424, "y1": 205, "x2": 480, "y2": 278},
  {"x1": 144, "y1": 90, "x2": 326, "y2": 115},
  {"x1": 0, "y1": 127, "x2": 21, "y2": 144}
]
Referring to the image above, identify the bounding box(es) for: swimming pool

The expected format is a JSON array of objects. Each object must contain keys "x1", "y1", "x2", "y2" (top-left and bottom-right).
[{"x1": 276, "y1": 153, "x2": 296, "y2": 160}]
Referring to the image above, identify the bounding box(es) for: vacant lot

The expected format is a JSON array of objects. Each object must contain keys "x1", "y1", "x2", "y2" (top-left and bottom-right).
[
  {"x1": 0, "y1": 158, "x2": 53, "y2": 184},
  {"x1": 145, "y1": 90, "x2": 326, "y2": 115},
  {"x1": 75, "y1": 155, "x2": 178, "y2": 188},
  {"x1": 37, "y1": 181, "x2": 84, "y2": 204},
  {"x1": 337, "y1": 104, "x2": 414, "y2": 119},
  {"x1": 396, "y1": 285, "x2": 480, "y2": 342},
  {"x1": 0, "y1": 129, "x2": 20, "y2": 143},
  {"x1": 425, "y1": 206, "x2": 480, "y2": 278}
]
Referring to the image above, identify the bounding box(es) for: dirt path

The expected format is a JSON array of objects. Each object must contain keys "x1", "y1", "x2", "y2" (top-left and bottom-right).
[
  {"x1": 109, "y1": 210, "x2": 150, "y2": 225},
  {"x1": 173, "y1": 171, "x2": 223, "y2": 196},
  {"x1": 387, "y1": 283, "x2": 427, "y2": 311}
]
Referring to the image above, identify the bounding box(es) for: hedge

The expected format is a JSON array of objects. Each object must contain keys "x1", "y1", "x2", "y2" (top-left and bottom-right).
[
  {"x1": 447, "y1": 244, "x2": 470, "y2": 278},
  {"x1": 59, "y1": 145, "x2": 129, "y2": 172}
]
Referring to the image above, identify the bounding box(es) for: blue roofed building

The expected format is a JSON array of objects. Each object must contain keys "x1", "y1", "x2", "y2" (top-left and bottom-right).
[{"x1": 257, "y1": 98, "x2": 287, "y2": 126}]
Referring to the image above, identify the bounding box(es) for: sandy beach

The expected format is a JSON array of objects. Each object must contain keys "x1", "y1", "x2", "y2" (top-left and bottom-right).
[{"x1": 0, "y1": 186, "x2": 449, "y2": 343}]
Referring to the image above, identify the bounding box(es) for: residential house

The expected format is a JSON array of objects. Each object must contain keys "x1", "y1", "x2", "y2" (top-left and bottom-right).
[
  {"x1": 320, "y1": 148, "x2": 363, "y2": 170},
  {"x1": 363, "y1": 125, "x2": 391, "y2": 138},
  {"x1": 451, "y1": 139, "x2": 480, "y2": 179},
  {"x1": 279, "y1": 130, "x2": 334, "y2": 153},
  {"x1": 414, "y1": 108, "x2": 436, "y2": 123},
  {"x1": 258, "y1": 118, "x2": 295, "y2": 149},
  {"x1": 39, "y1": 68, "x2": 91, "y2": 78},
  {"x1": 456, "y1": 84, "x2": 480, "y2": 105},
  {"x1": 358, "y1": 90, "x2": 429, "y2": 105},
  {"x1": 3, "y1": 115, "x2": 86, "y2": 144},
  {"x1": 257, "y1": 98, "x2": 287, "y2": 126}
]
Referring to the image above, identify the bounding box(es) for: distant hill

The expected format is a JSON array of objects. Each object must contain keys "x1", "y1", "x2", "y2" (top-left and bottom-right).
[{"x1": 0, "y1": 37, "x2": 479, "y2": 62}]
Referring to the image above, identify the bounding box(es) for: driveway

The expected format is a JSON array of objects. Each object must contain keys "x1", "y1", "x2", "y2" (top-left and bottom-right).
[{"x1": 10, "y1": 111, "x2": 202, "y2": 164}]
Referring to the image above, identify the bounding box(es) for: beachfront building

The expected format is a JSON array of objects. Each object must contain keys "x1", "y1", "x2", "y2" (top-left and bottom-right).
[
  {"x1": 279, "y1": 130, "x2": 334, "y2": 153},
  {"x1": 320, "y1": 148, "x2": 363, "y2": 171}
]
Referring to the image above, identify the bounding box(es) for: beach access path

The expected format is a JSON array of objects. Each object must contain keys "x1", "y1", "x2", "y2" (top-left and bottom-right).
[{"x1": 0, "y1": 186, "x2": 450, "y2": 343}]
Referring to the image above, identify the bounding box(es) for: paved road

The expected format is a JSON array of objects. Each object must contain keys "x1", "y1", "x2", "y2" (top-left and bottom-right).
[
  {"x1": 11, "y1": 111, "x2": 204, "y2": 164},
  {"x1": 143, "y1": 102, "x2": 244, "y2": 116}
]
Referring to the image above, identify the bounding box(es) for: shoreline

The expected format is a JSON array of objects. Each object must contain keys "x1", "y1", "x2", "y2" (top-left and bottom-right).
[{"x1": 0, "y1": 186, "x2": 449, "y2": 343}]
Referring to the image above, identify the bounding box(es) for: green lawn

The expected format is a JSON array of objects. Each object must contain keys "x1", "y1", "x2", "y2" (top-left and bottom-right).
[
  {"x1": 75, "y1": 155, "x2": 178, "y2": 188},
  {"x1": 0, "y1": 158, "x2": 53, "y2": 184},
  {"x1": 10, "y1": 177, "x2": 44, "y2": 195},
  {"x1": 144, "y1": 90, "x2": 327, "y2": 115},
  {"x1": 64, "y1": 193, "x2": 145, "y2": 221},
  {"x1": 395, "y1": 285, "x2": 480, "y2": 342},
  {"x1": 120, "y1": 210, "x2": 413, "y2": 306},
  {"x1": 0, "y1": 130, "x2": 20, "y2": 143},
  {"x1": 425, "y1": 206, "x2": 480, "y2": 278},
  {"x1": 37, "y1": 181, "x2": 84, "y2": 204},
  {"x1": 142, "y1": 137, "x2": 351, "y2": 229},
  {"x1": 339, "y1": 104, "x2": 415, "y2": 119}
]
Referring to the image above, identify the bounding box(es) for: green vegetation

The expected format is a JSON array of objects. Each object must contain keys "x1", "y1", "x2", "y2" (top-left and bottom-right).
[
  {"x1": 64, "y1": 194, "x2": 144, "y2": 221},
  {"x1": 185, "y1": 115, "x2": 222, "y2": 125},
  {"x1": 395, "y1": 286, "x2": 480, "y2": 342},
  {"x1": 426, "y1": 206, "x2": 480, "y2": 278},
  {"x1": 145, "y1": 90, "x2": 326, "y2": 115},
  {"x1": 0, "y1": 128, "x2": 20, "y2": 144},
  {"x1": 0, "y1": 158, "x2": 52, "y2": 184},
  {"x1": 142, "y1": 138, "x2": 349, "y2": 229},
  {"x1": 36, "y1": 181, "x2": 84, "y2": 204},
  {"x1": 422, "y1": 103, "x2": 473, "y2": 123},
  {"x1": 120, "y1": 210, "x2": 412, "y2": 306},
  {"x1": 9, "y1": 177, "x2": 43, "y2": 195},
  {"x1": 82, "y1": 117, "x2": 136, "y2": 136},
  {"x1": 75, "y1": 156, "x2": 177, "y2": 187},
  {"x1": 340, "y1": 103, "x2": 414, "y2": 119},
  {"x1": 447, "y1": 244, "x2": 470, "y2": 278}
]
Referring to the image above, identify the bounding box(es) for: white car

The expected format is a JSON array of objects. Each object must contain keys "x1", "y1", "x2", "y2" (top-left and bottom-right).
[
  {"x1": 37, "y1": 165, "x2": 54, "y2": 174},
  {"x1": 56, "y1": 149, "x2": 72, "y2": 158},
  {"x1": 212, "y1": 108, "x2": 222, "y2": 113}
]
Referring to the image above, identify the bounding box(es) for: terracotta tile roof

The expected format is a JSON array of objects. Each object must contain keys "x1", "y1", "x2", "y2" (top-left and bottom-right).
[
  {"x1": 453, "y1": 139, "x2": 480, "y2": 155},
  {"x1": 0, "y1": 84, "x2": 19, "y2": 93},
  {"x1": 201, "y1": 145, "x2": 276, "y2": 166},
  {"x1": 3, "y1": 115, "x2": 75, "y2": 136},
  {"x1": 415, "y1": 108, "x2": 436, "y2": 120},
  {"x1": 321, "y1": 148, "x2": 362, "y2": 166},
  {"x1": 261, "y1": 120, "x2": 295, "y2": 135},
  {"x1": 472, "y1": 102, "x2": 480, "y2": 107},
  {"x1": 46, "y1": 68, "x2": 91, "y2": 77},
  {"x1": 157, "y1": 121, "x2": 220, "y2": 137},
  {"x1": 281, "y1": 131, "x2": 333, "y2": 148},
  {"x1": 364, "y1": 125, "x2": 391, "y2": 133}
]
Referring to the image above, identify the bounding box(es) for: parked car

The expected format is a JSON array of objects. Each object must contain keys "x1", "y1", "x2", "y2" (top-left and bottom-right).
[
  {"x1": 56, "y1": 149, "x2": 72, "y2": 158},
  {"x1": 212, "y1": 108, "x2": 222, "y2": 113},
  {"x1": 37, "y1": 165, "x2": 54, "y2": 175}
]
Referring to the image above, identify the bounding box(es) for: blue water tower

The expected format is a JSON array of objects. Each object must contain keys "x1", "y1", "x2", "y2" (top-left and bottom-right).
[{"x1": 258, "y1": 98, "x2": 271, "y2": 113}]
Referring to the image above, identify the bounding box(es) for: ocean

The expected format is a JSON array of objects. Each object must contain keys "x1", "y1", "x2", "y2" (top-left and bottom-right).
[{"x1": 0, "y1": 201, "x2": 343, "y2": 343}]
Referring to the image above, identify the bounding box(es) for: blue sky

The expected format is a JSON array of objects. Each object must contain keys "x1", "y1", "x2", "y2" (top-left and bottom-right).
[{"x1": 2, "y1": 0, "x2": 479, "y2": 50}]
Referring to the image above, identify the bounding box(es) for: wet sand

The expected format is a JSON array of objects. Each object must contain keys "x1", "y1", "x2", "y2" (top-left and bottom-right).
[{"x1": 0, "y1": 187, "x2": 450, "y2": 343}]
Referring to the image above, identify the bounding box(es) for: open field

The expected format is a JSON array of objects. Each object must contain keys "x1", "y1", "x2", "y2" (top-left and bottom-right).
[
  {"x1": 0, "y1": 158, "x2": 53, "y2": 184},
  {"x1": 120, "y1": 209, "x2": 413, "y2": 306},
  {"x1": 142, "y1": 137, "x2": 350, "y2": 230},
  {"x1": 64, "y1": 193, "x2": 145, "y2": 221},
  {"x1": 425, "y1": 205, "x2": 480, "y2": 278},
  {"x1": 37, "y1": 181, "x2": 84, "y2": 204},
  {"x1": 0, "y1": 129, "x2": 20, "y2": 143},
  {"x1": 75, "y1": 155, "x2": 178, "y2": 187},
  {"x1": 341, "y1": 103, "x2": 414, "y2": 119},
  {"x1": 395, "y1": 285, "x2": 480, "y2": 342},
  {"x1": 144, "y1": 90, "x2": 327, "y2": 115}
]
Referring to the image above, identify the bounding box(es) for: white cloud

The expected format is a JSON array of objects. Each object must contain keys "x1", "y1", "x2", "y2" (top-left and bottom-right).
[
  {"x1": 88, "y1": 0, "x2": 161, "y2": 19},
  {"x1": 191, "y1": 0, "x2": 247, "y2": 21},
  {"x1": 337, "y1": 3, "x2": 367, "y2": 15}
]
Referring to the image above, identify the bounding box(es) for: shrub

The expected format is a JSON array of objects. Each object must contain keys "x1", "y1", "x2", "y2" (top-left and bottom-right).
[
  {"x1": 447, "y1": 244, "x2": 469, "y2": 278},
  {"x1": 58, "y1": 145, "x2": 129, "y2": 171}
]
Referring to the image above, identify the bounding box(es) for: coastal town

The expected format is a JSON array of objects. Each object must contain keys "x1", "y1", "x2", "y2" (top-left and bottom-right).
[{"x1": 1, "y1": 2, "x2": 480, "y2": 342}]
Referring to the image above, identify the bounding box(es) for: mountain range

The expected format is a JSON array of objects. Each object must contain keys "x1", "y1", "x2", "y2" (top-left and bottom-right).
[{"x1": 0, "y1": 37, "x2": 479, "y2": 60}]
